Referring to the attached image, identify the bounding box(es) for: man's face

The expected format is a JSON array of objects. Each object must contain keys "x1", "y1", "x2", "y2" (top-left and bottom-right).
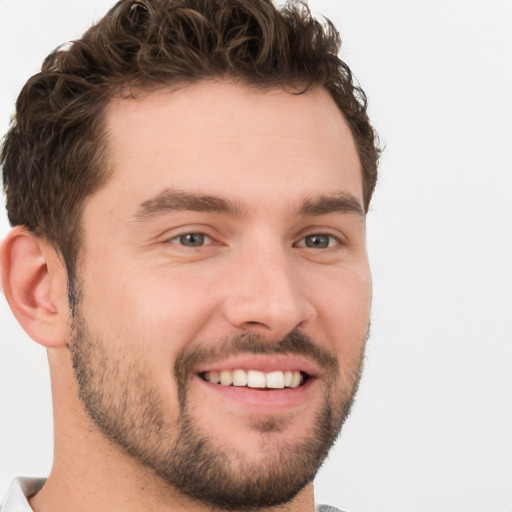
[{"x1": 69, "y1": 82, "x2": 371, "y2": 509}]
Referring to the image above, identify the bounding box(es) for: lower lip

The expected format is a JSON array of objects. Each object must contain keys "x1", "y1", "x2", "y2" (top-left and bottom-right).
[{"x1": 194, "y1": 375, "x2": 316, "y2": 412}]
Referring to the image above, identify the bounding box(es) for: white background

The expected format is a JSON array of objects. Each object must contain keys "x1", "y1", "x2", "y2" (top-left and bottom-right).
[{"x1": 1, "y1": 1, "x2": 511, "y2": 511}]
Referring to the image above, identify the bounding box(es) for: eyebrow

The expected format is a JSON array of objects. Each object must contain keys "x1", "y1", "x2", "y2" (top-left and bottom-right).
[
  {"x1": 131, "y1": 188, "x2": 364, "y2": 222},
  {"x1": 132, "y1": 188, "x2": 246, "y2": 221},
  {"x1": 296, "y1": 193, "x2": 365, "y2": 218}
]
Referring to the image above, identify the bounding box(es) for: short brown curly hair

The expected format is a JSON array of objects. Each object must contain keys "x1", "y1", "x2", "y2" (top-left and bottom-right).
[{"x1": 1, "y1": 0, "x2": 380, "y2": 275}]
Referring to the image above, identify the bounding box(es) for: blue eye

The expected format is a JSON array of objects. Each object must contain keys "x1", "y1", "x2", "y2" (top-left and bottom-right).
[
  {"x1": 171, "y1": 233, "x2": 210, "y2": 247},
  {"x1": 297, "y1": 234, "x2": 339, "y2": 249}
]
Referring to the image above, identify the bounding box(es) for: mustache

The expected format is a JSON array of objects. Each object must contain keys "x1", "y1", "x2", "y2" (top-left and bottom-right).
[
  {"x1": 175, "y1": 330, "x2": 338, "y2": 375},
  {"x1": 173, "y1": 330, "x2": 339, "y2": 405}
]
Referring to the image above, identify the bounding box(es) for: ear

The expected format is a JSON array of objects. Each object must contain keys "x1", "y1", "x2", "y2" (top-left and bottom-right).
[{"x1": 1, "y1": 226, "x2": 69, "y2": 348}]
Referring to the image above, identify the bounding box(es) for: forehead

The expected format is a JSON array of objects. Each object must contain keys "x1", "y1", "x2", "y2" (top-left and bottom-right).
[{"x1": 95, "y1": 81, "x2": 363, "y2": 215}]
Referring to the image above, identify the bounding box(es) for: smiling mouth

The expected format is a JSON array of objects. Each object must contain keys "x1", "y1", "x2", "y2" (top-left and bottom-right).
[{"x1": 199, "y1": 369, "x2": 308, "y2": 389}]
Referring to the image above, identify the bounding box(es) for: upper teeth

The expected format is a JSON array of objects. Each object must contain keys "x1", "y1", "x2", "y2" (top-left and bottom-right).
[{"x1": 203, "y1": 369, "x2": 303, "y2": 389}]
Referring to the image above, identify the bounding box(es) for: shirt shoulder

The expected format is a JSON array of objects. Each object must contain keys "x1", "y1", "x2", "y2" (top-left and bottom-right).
[
  {"x1": 317, "y1": 505, "x2": 346, "y2": 512},
  {"x1": 1, "y1": 477, "x2": 45, "y2": 512}
]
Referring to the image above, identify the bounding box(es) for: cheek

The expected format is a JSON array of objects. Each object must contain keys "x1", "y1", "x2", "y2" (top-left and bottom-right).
[
  {"x1": 312, "y1": 265, "x2": 371, "y2": 356},
  {"x1": 79, "y1": 260, "x2": 221, "y2": 358}
]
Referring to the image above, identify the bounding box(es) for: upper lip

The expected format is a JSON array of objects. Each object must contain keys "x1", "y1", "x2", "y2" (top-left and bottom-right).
[{"x1": 193, "y1": 354, "x2": 319, "y2": 378}]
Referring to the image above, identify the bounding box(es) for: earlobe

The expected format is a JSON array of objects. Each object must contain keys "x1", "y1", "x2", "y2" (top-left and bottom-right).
[{"x1": 1, "y1": 227, "x2": 69, "y2": 348}]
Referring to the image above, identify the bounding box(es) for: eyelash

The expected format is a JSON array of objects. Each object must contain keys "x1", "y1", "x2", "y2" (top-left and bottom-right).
[
  {"x1": 294, "y1": 233, "x2": 342, "y2": 249},
  {"x1": 167, "y1": 232, "x2": 342, "y2": 249},
  {"x1": 168, "y1": 233, "x2": 214, "y2": 248}
]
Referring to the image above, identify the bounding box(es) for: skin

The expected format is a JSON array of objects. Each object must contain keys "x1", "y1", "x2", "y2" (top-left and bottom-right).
[{"x1": 1, "y1": 81, "x2": 371, "y2": 512}]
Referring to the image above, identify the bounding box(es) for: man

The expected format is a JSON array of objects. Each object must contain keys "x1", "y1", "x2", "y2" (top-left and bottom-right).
[{"x1": 0, "y1": 0, "x2": 379, "y2": 511}]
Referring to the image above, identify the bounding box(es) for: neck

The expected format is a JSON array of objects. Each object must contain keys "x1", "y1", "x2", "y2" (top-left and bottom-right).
[{"x1": 30, "y1": 453, "x2": 316, "y2": 512}]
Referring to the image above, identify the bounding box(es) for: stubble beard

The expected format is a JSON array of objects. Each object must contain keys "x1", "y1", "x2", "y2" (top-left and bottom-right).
[{"x1": 67, "y1": 302, "x2": 366, "y2": 511}]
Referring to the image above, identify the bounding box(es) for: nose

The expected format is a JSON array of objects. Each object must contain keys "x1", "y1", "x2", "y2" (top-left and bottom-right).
[{"x1": 221, "y1": 245, "x2": 316, "y2": 340}]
